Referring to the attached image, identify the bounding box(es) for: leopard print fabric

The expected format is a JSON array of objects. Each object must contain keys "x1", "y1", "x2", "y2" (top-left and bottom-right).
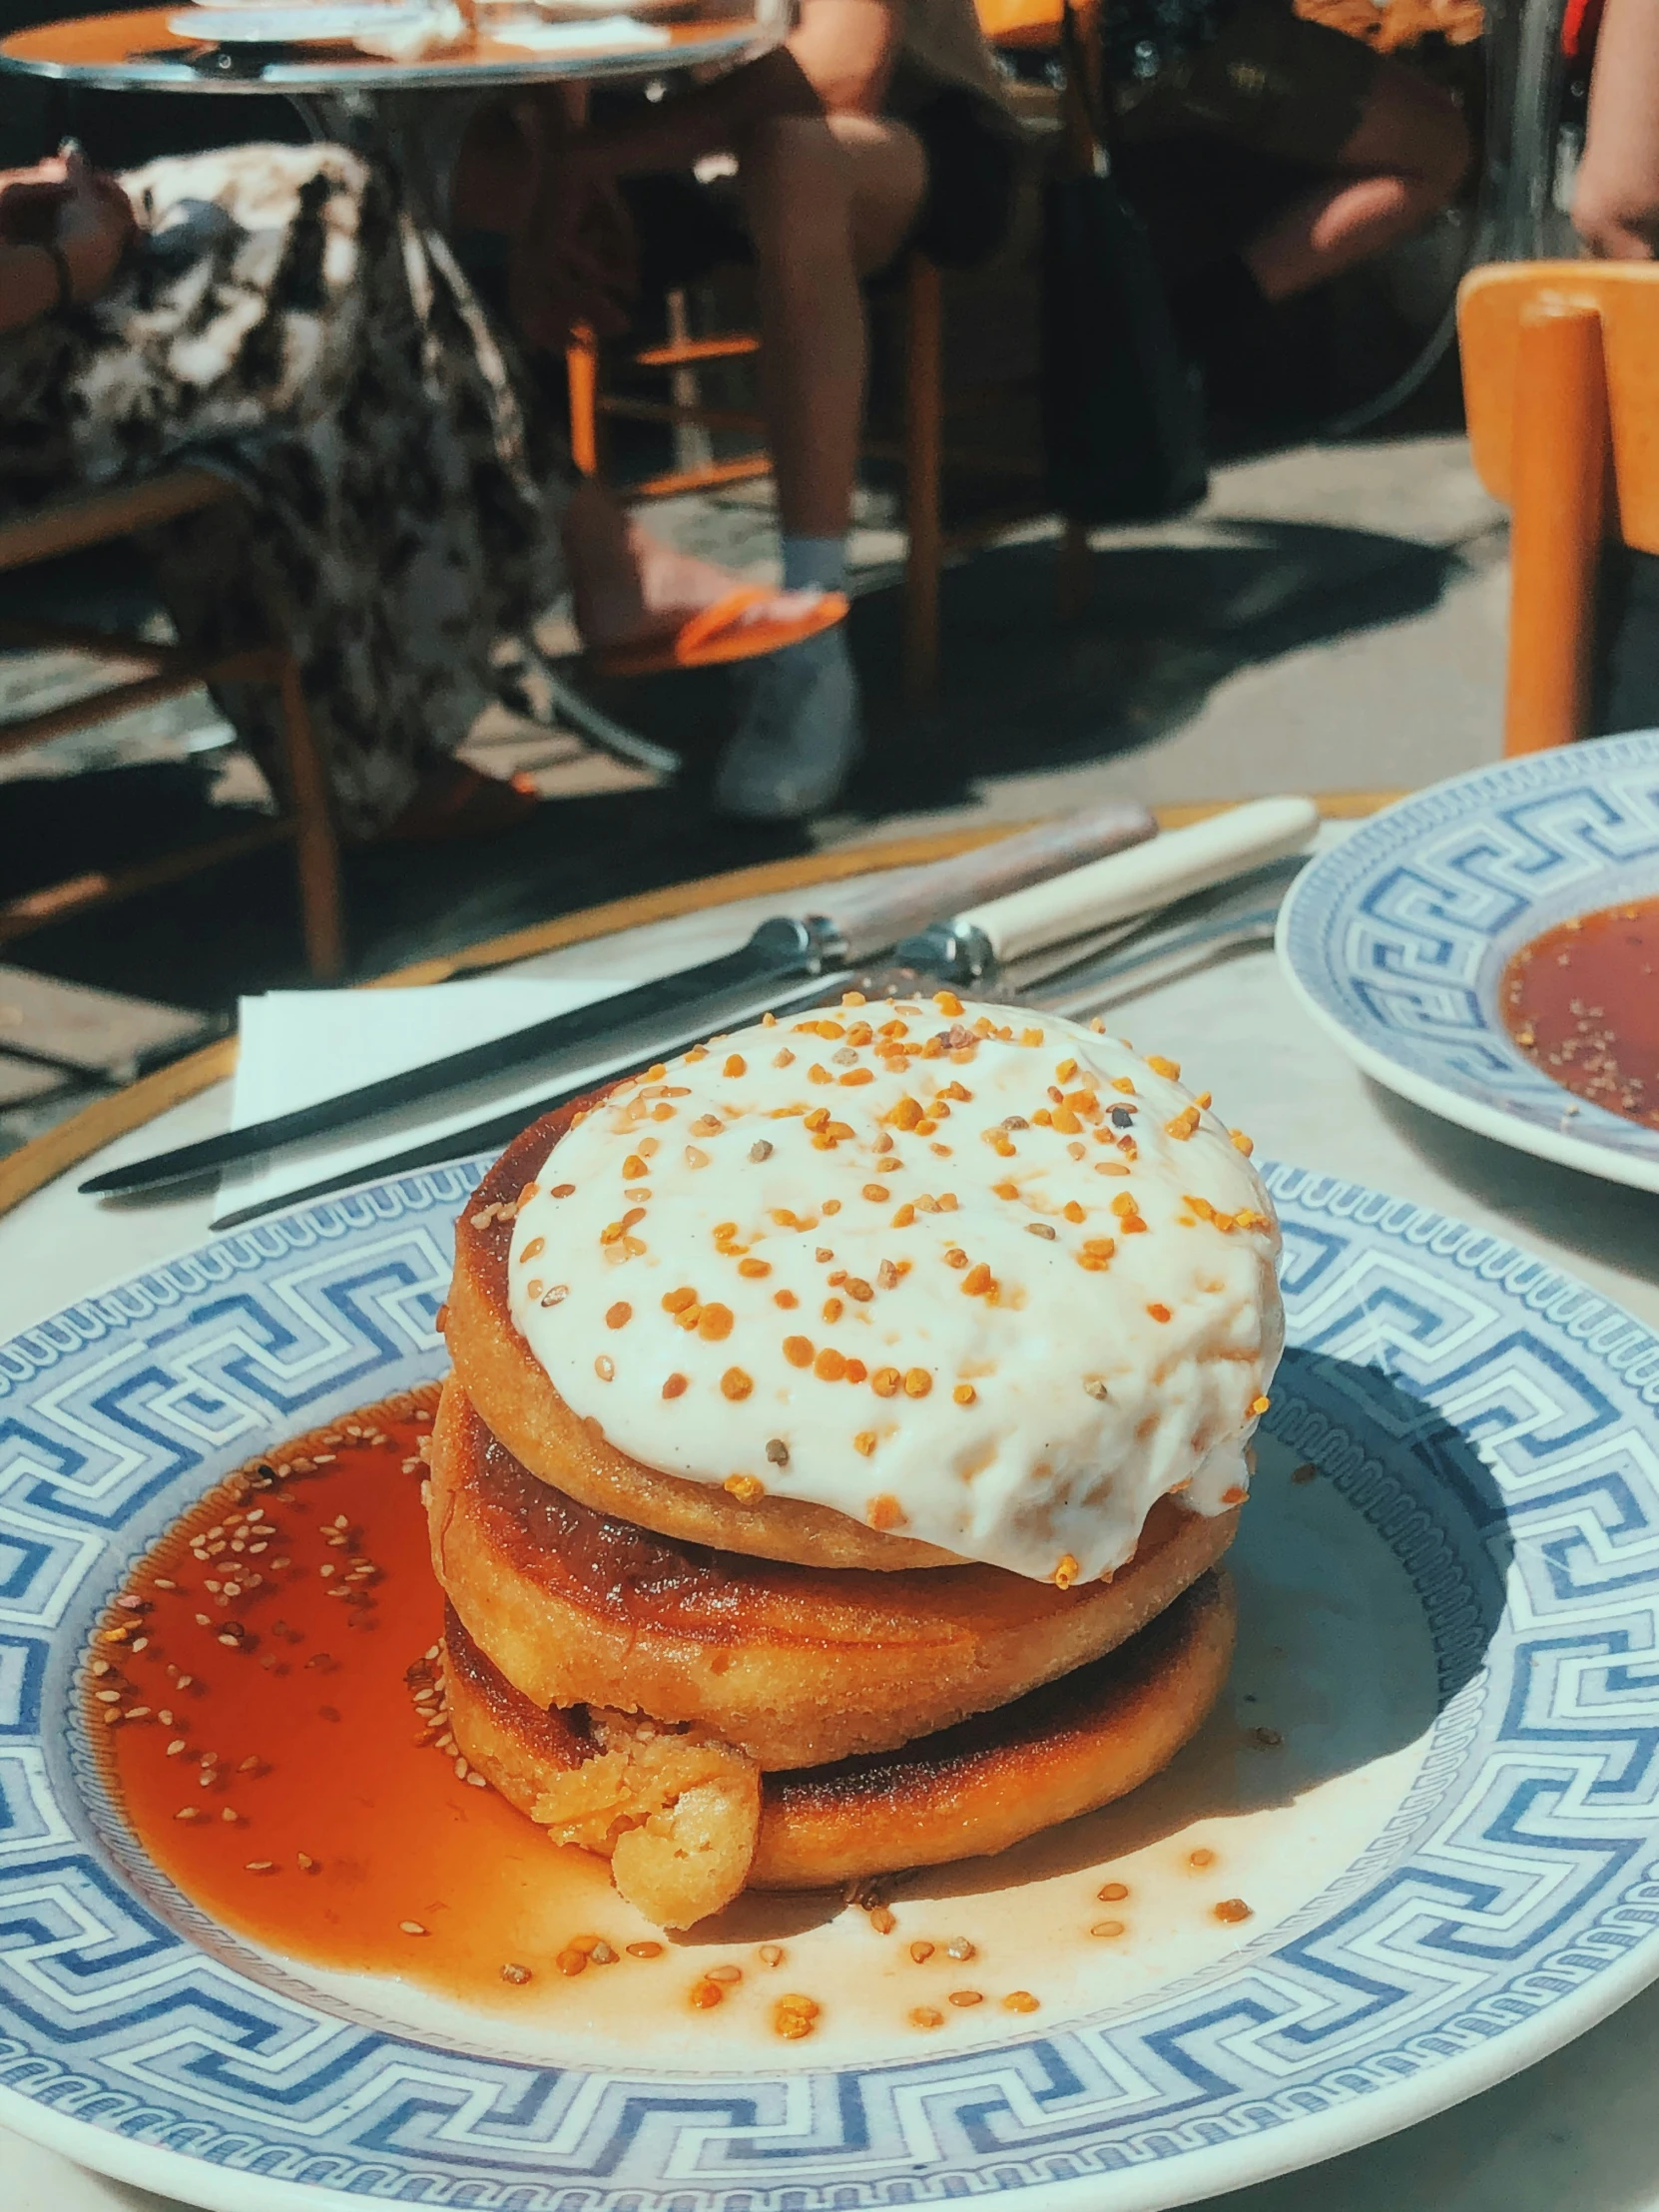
[{"x1": 0, "y1": 142, "x2": 566, "y2": 839}]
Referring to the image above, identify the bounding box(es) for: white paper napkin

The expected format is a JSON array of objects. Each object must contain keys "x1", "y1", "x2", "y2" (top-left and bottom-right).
[
  {"x1": 217, "y1": 967, "x2": 840, "y2": 1228},
  {"x1": 487, "y1": 13, "x2": 668, "y2": 48},
  {"x1": 217, "y1": 977, "x2": 633, "y2": 1227}
]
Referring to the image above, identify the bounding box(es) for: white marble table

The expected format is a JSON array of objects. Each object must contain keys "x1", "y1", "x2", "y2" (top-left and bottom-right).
[{"x1": 8, "y1": 851, "x2": 1659, "y2": 2212}]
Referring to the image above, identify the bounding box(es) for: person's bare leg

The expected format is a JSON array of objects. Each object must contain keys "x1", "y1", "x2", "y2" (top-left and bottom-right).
[
  {"x1": 560, "y1": 476, "x2": 827, "y2": 652},
  {"x1": 740, "y1": 111, "x2": 927, "y2": 537},
  {"x1": 710, "y1": 113, "x2": 925, "y2": 819},
  {"x1": 1244, "y1": 59, "x2": 1470, "y2": 301}
]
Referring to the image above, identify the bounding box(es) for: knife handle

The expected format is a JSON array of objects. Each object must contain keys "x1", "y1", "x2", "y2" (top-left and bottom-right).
[
  {"x1": 820, "y1": 801, "x2": 1156, "y2": 960},
  {"x1": 957, "y1": 796, "x2": 1321, "y2": 965}
]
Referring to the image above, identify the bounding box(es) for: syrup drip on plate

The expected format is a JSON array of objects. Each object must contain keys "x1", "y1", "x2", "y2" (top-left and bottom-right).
[{"x1": 1501, "y1": 897, "x2": 1659, "y2": 1129}]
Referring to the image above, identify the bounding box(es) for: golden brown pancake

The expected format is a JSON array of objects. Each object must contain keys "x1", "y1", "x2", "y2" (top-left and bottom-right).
[
  {"x1": 445, "y1": 1108, "x2": 959, "y2": 1572},
  {"x1": 427, "y1": 1380, "x2": 1239, "y2": 1771},
  {"x1": 443, "y1": 1573, "x2": 1237, "y2": 1899}
]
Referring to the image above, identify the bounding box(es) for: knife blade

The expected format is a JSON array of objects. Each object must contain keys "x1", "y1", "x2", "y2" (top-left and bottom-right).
[
  {"x1": 83, "y1": 800, "x2": 1156, "y2": 1199},
  {"x1": 202, "y1": 812, "x2": 1315, "y2": 1226}
]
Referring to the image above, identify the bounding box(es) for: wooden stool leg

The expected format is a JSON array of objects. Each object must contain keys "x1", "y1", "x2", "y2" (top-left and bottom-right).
[
  {"x1": 1058, "y1": 519, "x2": 1091, "y2": 618},
  {"x1": 567, "y1": 321, "x2": 601, "y2": 479},
  {"x1": 272, "y1": 650, "x2": 344, "y2": 980},
  {"x1": 903, "y1": 255, "x2": 943, "y2": 705},
  {"x1": 1504, "y1": 300, "x2": 1609, "y2": 755}
]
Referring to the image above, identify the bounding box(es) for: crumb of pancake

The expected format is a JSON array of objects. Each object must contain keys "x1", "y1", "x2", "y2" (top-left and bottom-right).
[
  {"x1": 501, "y1": 1961, "x2": 533, "y2": 1984},
  {"x1": 1249, "y1": 1726, "x2": 1283, "y2": 1748},
  {"x1": 775, "y1": 1994, "x2": 821, "y2": 2039},
  {"x1": 1213, "y1": 1898, "x2": 1253, "y2": 1924},
  {"x1": 868, "y1": 1491, "x2": 905, "y2": 1528},
  {"x1": 910, "y1": 2006, "x2": 944, "y2": 2029},
  {"x1": 527, "y1": 1710, "x2": 760, "y2": 1930},
  {"x1": 724, "y1": 1473, "x2": 765, "y2": 1502},
  {"x1": 690, "y1": 1976, "x2": 725, "y2": 2008},
  {"x1": 944, "y1": 1936, "x2": 976, "y2": 1961},
  {"x1": 1292, "y1": 1462, "x2": 1319, "y2": 1483},
  {"x1": 1052, "y1": 1554, "x2": 1080, "y2": 1590}
]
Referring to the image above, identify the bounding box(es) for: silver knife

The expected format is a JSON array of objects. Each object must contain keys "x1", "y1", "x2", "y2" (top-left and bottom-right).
[
  {"x1": 202, "y1": 806, "x2": 1317, "y2": 1226},
  {"x1": 82, "y1": 802, "x2": 1156, "y2": 1200}
]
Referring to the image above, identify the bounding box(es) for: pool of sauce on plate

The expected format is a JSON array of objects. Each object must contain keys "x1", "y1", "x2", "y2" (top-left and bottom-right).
[
  {"x1": 88, "y1": 1390, "x2": 1271, "y2": 2043},
  {"x1": 87, "y1": 1386, "x2": 643, "y2": 2016},
  {"x1": 1499, "y1": 896, "x2": 1659, "y2": 1129}
]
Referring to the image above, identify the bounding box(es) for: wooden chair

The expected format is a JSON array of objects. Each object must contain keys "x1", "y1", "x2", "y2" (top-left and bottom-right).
[
  {"x1": 0, "y1": 467, "x2": 344, "y2": 976},
  {"x1": 1457, "y1": 261, "x2": 1659, "y2": 755}
]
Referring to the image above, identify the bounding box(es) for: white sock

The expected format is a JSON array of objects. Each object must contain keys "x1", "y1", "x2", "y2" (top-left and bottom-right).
[{"x1": 781, "y1": 534, "x2": 847, "y2": 594}]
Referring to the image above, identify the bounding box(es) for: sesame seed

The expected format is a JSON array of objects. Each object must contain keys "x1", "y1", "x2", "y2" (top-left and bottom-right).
[
  {"x1": 400, "y1": 1921, "x2": 428, "y2": 1936},
  {"x1": 1025, "y1": 1222, "x2": 1056, "y2": 1240},
  {"x1": 948, "y1": 1990, "x2": 983, "y2": 2007},
  {"x1": 1090, "y1": 1920, "x2": 1126, "y2": 1938},
  {"x1": 1002, "y1": 1991, "x2": 1039, "y2": 2013},
  {"x1": 909, "y1": 1941, "x2": 935, "y2": 1962}
]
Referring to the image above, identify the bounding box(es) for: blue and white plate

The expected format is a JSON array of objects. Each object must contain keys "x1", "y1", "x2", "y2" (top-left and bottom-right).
[
  {"x1": 1277, "y1": 732, "x2": 1659, "y2": 1191},
  {"x1": 6, "y1": 1159, "x2": 1659, "y2": 2212}
]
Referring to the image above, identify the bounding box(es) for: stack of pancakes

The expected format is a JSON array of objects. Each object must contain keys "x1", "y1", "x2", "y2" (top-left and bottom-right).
[{"x1": 429, "y1": 996, "x2": 1282, "y2": 1929}]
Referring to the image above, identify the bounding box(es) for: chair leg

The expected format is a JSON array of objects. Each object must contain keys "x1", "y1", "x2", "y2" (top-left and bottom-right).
[
  {"x1": 1504, "y1": 300, "x2": 1609, "y2": 755},
  {"x1": 1057, "y1": 520, "x2": 1091, "y2": 619},
  {"x1": 271, "y1": 648, "x2": 344, "y2": 979},
  {"x1": 567, "y1": 321, "x2": 601, "y2": 479},
  {"x1": 903, "y1": 255, "x2": 943, "y2": 705}
]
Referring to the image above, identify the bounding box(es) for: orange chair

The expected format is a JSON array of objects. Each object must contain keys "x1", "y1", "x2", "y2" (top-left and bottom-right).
[
  {"x1": 1457, "y1": 262, "x2": 1659, "y2": 756},
  {"x1": 0, "y1": 468, "x2": 343, "y2": 975}
]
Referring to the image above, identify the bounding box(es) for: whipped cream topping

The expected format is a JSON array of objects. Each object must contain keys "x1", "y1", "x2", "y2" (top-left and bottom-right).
[{"x1": 506, "y1": 996, "x2": 1283, "y2": 1584}]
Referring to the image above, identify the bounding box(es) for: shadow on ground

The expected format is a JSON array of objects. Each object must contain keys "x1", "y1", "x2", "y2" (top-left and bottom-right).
[{"x1": 2, "y1": 510, "x2": 1469, "y2": 1011}]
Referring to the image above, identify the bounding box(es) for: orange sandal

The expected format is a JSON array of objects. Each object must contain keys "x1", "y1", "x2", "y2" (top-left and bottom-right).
[{"x1": 590, "y1": 585, "x2": 848, "y2": 681}]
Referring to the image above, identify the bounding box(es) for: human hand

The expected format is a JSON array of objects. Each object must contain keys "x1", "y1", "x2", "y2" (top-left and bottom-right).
[
  {"x1": 51, "y1": 144, "x2": 137, "y2": 301},
  {"x1": 0, "y1": 155, "x2": 73, "y2": 246},
  {"x1": 1572, "y1": 0, "x2": 1659, "y2": 258}
]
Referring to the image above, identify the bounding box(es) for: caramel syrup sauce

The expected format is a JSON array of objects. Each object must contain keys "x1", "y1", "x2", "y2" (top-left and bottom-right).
[
  {"x1": 86, "y1": 1385, "x2": 657, "y2": 2024},
  {"x1": 1500, "y1": 897, "x2": 1659, "y2": 1129},
  {"x1": 84, "y1": 1389, "x2": 1291, "y2": 2053}
]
